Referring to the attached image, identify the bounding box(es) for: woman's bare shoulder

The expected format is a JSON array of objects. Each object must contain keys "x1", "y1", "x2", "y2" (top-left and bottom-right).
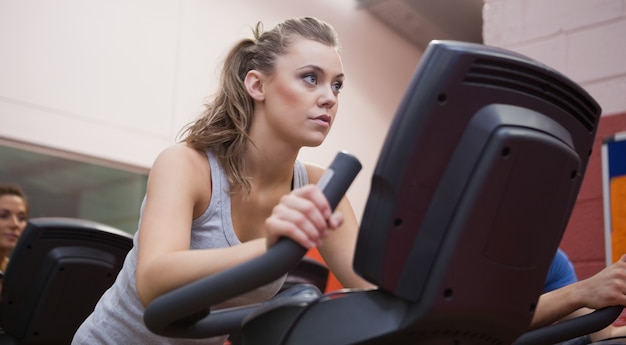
[
  {"x1": 146, "y1": 143, "x2": 212, "y2": 214},
  {"x1": 150, "y1": 143, "x2": 209, "y2": 173},
  {"x1": 303, "y1": 161, "x2": 326, "y2": 184},
  {"x1": 155, "y1": 142, "x2": 207, "y2": 163},
  {"x1": 149, "y1": 143, "x2": 211, "y2": 186}
]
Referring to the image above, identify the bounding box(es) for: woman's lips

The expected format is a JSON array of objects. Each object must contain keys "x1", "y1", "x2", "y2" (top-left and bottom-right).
[
  {"x1": 2, "y1": 233, "x2": 18, "y2": 242},
  {"x1": 312, "y1": 114, "x2": 331, "y2": 127}
]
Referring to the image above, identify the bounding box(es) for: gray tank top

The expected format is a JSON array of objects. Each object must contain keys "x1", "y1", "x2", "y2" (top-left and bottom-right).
[{"x1": 72, "y1": 151, "x2": 309, "y2": 345}]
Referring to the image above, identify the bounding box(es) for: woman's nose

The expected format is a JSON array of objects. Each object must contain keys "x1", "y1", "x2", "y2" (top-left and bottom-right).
[
  {"x1": 7, "y1": 215, "x2": 21, "y2": 229},
  {"x1": 319, "y1": 87, "x2": 337, "y2": 109}
]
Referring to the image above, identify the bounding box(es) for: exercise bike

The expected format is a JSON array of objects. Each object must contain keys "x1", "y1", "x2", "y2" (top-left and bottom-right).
[{"x1": 148, "y1": 40, "x2": 619, "y2": 344}]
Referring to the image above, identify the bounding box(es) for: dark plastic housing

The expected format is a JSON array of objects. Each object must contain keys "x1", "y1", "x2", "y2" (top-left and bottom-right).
[{"x1": 0, "y1": 217, "x2": 133, "y2": 345}]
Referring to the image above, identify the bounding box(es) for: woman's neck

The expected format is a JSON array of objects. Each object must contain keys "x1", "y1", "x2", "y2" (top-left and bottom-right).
[
  {"x1": 243, "y1": 142, "x2": 299, "y2": 190},
  {"x1": 0, "y1": 253, "x2": 10, "y2": 272}
]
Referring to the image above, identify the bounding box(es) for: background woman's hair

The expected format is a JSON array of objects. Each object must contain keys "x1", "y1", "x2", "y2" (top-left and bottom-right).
[
  {"x1": 180, "y1": 17, "x2": 340, "y2": 193},
  {"x1": 0, "y1": 183, "x2": 29, "y2": 213}
]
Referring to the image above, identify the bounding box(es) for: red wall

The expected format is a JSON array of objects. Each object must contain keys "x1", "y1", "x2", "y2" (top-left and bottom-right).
[{"x1": 561, "y1": 112, "x2": 626, "y2": 279}]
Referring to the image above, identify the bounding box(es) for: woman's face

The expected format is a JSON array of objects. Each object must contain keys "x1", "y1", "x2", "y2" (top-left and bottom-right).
[
  {"x1": 0, "y1": 195, "x2": 27, "y2": 251},
  {"x1": 257, "y1": 37, "x2": 344, "y2": 147}
]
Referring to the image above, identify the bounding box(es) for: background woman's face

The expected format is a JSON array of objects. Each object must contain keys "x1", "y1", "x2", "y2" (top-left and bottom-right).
[{"x1": 0, "y1": 195, "x2": 27, "y2": 251}]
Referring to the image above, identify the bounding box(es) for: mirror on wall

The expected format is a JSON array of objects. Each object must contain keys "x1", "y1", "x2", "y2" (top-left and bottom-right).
[{"x1": 0, "y1": 141, "x2": 148, "y2": 234}]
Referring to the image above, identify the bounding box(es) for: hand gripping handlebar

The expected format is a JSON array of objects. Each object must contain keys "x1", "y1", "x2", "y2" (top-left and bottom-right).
[{"x1": 143, "y1": 151, "x2": 362, "y2": 338}]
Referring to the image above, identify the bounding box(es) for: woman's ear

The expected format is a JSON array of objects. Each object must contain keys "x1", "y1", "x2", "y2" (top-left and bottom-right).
[{"x1": 244, "y1": 70, "x2": 265, "y2": 101}]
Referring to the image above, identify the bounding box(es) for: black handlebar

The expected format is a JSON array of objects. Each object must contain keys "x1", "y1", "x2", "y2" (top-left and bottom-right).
[
  {"x1": 143, "y1": 151, "x2": 362, "y2": 338},
  {"x1": 513, "y1": 305, "x2": 624, "y2": 345}
]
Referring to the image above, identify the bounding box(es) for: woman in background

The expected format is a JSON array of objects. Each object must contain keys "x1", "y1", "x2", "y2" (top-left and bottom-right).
[{"x1": 0, "y1": 183, "x2": 28, "y2": 273}]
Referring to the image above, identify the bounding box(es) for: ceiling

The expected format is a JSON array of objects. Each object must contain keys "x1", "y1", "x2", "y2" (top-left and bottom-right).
[{"x1": 357, "y1": 0, "x2": 484, "y2": 49}]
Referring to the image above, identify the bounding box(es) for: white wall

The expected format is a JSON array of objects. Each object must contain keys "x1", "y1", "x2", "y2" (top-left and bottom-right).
[
  {"x1": 483, "y1": 0, "x2": 626, "y2": 117},
  {"x1": 0, "y1": 0, "x2": 422, "y2": 219}
]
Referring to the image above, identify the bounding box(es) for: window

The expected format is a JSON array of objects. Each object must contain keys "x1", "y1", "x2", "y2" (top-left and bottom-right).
[{"x1": 0, "y1": 141, "x2": 148, "y2": 234}]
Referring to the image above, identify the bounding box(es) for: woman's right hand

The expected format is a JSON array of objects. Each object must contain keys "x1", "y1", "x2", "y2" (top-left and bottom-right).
[{"x1": 264, "y1": 184, "x2": 343, "y2": 250}]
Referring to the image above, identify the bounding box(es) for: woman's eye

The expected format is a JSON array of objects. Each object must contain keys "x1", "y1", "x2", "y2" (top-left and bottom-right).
[
  {"x1": 303, "y1": 73, "x2": 317, "y2": 85},
  {"x1": 332, "y1": 81, "x2": 344, "y2": 93}
]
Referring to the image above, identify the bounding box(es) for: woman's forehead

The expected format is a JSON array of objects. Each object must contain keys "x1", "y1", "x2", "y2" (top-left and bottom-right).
[
  {"x1": 0, "y1": 195, "x2": 26, "y2": 210},
  {"x1": 277, "y1": 38, "x2": 343, "y2": 75}
]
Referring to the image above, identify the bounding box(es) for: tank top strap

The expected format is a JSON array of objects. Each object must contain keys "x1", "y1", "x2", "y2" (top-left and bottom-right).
[{"x1": 293, "y1": 160, "x2": 309, "y2": 188}]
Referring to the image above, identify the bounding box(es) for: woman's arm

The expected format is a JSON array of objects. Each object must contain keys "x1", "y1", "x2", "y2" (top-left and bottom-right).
[
  {"x1": 317, "y1": 196, "x2": 375, "y2": 289},
  {"x1": 304, "y1": 163, "x2": 375, "y2": 290},
  {"x1": 135, "y1": 144, "x2": 266, "y2": 307}
]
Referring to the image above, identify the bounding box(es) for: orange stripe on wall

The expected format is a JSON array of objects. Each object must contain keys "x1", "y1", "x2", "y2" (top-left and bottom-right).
[{"x1": 611, "y1": 176, "x2": 626, "y2": 263}]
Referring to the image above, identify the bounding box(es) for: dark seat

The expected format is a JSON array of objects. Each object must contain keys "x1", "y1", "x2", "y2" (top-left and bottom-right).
[{"x1": 0, "y1": 217, "x2": 133, "y2": 345}]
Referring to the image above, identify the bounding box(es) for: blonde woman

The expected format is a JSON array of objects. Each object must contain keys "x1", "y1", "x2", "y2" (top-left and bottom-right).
[{"x1": 73, "y1": 17, "x2": 372, "y2": 345}]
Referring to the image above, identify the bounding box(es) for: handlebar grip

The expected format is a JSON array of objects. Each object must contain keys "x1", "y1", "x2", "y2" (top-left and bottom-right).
[
  {"x1": 143, "y1": 151, "x2": 361, "y2": 338},
  {"x1": 512, "y1": 305, "x2": 624, "y2": 345},
  {"x1": 317, "y1": 151, "x2": 363, "y2": 210}
]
